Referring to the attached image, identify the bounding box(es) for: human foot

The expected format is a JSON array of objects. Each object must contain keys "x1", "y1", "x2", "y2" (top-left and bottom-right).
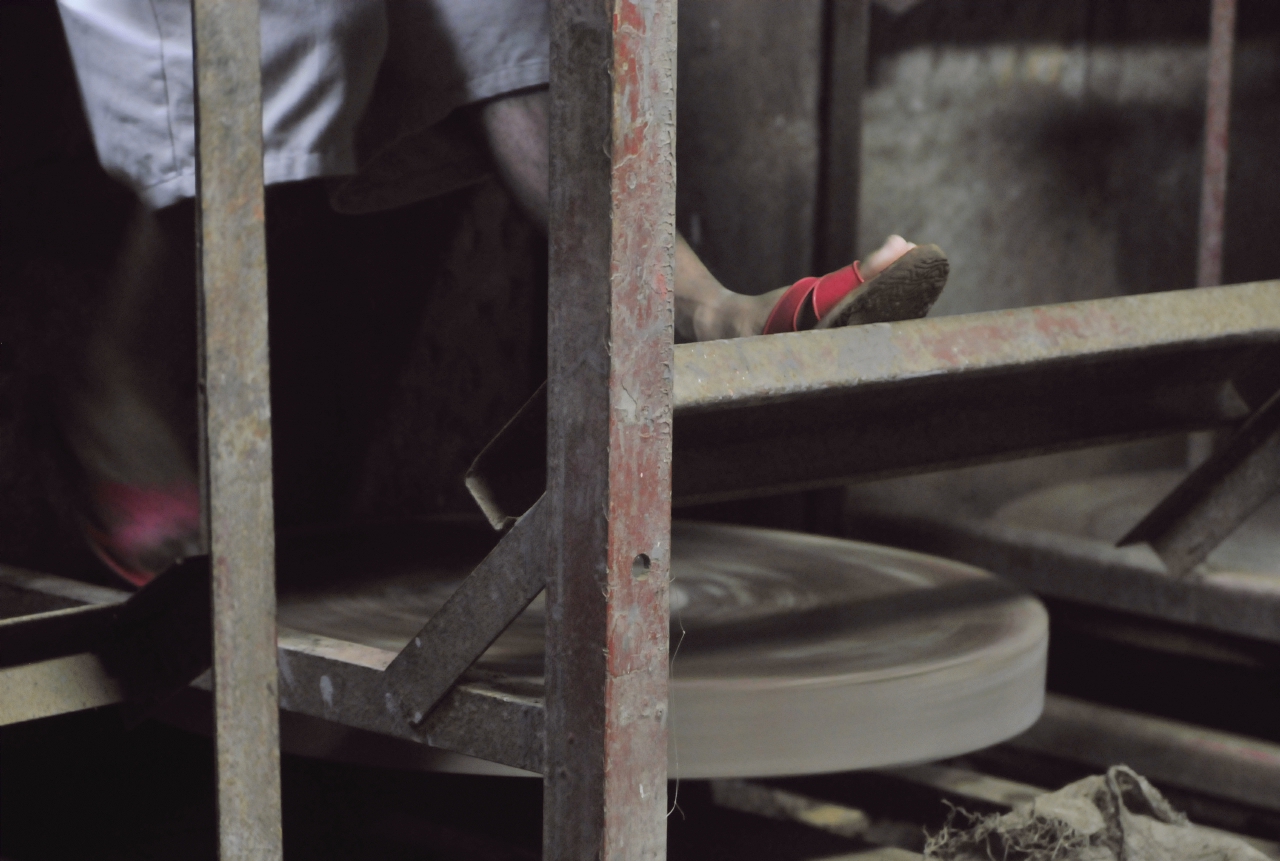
[
  {"x1": 85, "y1": 480, "x2": 201, "y2": 586},
  {"x1": 760, "y1": 237, "x2": 947, "y2": 335}
]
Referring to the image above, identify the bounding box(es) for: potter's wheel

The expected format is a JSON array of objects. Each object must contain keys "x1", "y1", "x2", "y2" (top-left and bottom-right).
[{"x1": 275, "y1": 521, "x2": 1047, "y2": 778}]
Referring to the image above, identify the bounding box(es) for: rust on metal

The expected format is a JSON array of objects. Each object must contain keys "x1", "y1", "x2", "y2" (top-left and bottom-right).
[
  {"x1": 274, "y1": 629, "x2": 546, "y2": 774},
  {"x1": 469, "y1": 282, "x2": 1280, "y2": 519},
  {"x1": 384, "y1": 497, "x2": 548, "y2": 724},
  {"x1": 1197, "y1": 0, "x2": 1237, "y2": 288},
  {"x1": 190, "y1": 0, "x2": 283, "y2": 857},
  {"x1": 545, "y1": 0, "x2": 676, "y2": 858}
]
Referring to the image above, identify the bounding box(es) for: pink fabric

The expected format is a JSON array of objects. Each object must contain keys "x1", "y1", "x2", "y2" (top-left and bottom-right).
[{"x1": 88, "y1": 481, "x2": 200, "y2": 586}]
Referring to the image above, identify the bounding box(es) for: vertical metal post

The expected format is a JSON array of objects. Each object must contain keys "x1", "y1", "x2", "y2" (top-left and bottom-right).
[
  {"x1": 545, "y1": 0, "x2": 676, "y2": 859},
  {"x1": 1197, "y1": 0, "x2": 1237, "y2": 288},
  {"x1": 807, "y1": 0, "x2": 870, "y2": 535},
  {"x1": 814, "y1": 0, "x2": 871, "y2": 274},
  {"x1": 190, "y1": 2, "x2": 284, "y2": 859}
]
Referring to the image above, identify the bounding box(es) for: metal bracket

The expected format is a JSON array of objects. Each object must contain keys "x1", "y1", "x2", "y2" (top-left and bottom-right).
[
  {"x1": 383, "y1": 496, "x2": 547, "y2": 725},
  {"x1": 1121, "y1": 386, "x2": 1280, "y2": 577}
]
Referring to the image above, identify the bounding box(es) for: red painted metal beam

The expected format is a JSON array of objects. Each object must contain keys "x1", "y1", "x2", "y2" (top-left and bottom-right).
[{"x1": 545, "y1": 0, "x2": 676, "y2": 858}]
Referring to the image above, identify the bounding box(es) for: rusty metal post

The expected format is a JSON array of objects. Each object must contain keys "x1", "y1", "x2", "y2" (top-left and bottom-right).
[
  {"x1": 544, "y1": 1, "x2": 676, "y2": 859},
  {"x1": 190, "y1": 1, "x2": 284, "y2": 858},
  {"x1": 1197, "y1": 0, "x2": 1237, "y2": 289}
]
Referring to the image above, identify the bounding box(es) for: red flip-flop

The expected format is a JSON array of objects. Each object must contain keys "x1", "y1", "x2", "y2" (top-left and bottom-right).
[
  {"x1": 84, "y1": 480, "x2": 202, "y2": 586},
  {"x1": 762, "y1": 244, "x2": 949, "y2": 335}
]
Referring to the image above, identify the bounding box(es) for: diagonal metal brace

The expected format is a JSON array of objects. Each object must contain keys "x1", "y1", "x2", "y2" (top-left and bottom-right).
[
  {"x1": 383, "y1": 495, "x2": 547, "y2": 725},
  {"x1": 1120, "y1": 386, "x2": 1280, "y2": 576}
]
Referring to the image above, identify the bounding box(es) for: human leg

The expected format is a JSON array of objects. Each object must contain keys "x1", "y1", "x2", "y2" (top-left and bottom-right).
[
  {"x1": 475, "y1": 88, "x2": 941, "y2": 342},
  {"x1": 62, "y1": 203, "x2": 202, "y2": 583}
]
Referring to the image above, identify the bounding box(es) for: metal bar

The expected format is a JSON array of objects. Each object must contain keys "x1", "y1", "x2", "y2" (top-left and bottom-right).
[
  {"x1": 1197, "y1": 0, "x2": 1237, "y2": 288},
  {"x1": 0, "y1": 623, "x2": 544, "y2": 772},
  {"x1": 0, "y1": 565, "x2": 128, "y2": 613},
  {"x1": 706, "y1": 780, "x2": 922, "y2": 857},
  {"x1": 384, "y1": 496, "x2": 547, "y2": 723},
  {"x1": 189, "y1": 0, "x2": 282, "y2": 857},
  {"x1": 545, "y1": 1, "x2": 676, "y2": 858},
  {"x1": 469, "y1": 282, "x2": 1280, "y2": 522},
  {"x1": 273, "y1": 629, "x2": 545, "y2": 774},
  {"x1": 1011, "y1": 694, "x2": 1280, "y2": 817},
  {"x1": 878, "y1": 764, "x2": 1041, "y2": 808},
  {"x1": 846, "y1": 510, "x2": 1280, "y2": 644},
  {"x1": 0, "y1": 652, "x2": 125, "y2": 726},
  {"x1": 1121, "y1": 388, "x2": 1280, "y2": 576},
  {"x1": 0, "y1": 603, "x2": 119, "y2": 668},
  {"x1": 709, "y1": 780, "x2": 871, "y2": 839},
  {"x1": 814, "y1": 0, "x2": 871, "y2": 275}
]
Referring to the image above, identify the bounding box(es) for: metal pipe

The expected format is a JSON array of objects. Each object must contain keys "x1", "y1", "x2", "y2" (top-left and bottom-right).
[
  {"x1": 1197, "y1": 0, "x2": 1237, "y2": 288},
  {"x1": 189, "y1": 1, "x2": 283, "y2": 858}
]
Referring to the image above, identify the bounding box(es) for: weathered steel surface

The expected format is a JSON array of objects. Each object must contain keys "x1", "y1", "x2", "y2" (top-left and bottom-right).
[
  {"x1": 469, "y1": 282, "x2": 1280, "y2": 520},
  {"x1": 1121, "y1": 390, "x2": 1280, "y2": 576},
  {"x1": 384, "y1": 497, "x2": 547, "y2": 723},
  {"x1": 846, "y1": 510, "x2": 1280, "y2": 644},
  {"x1": 813, "y1": 0, "x2": 870, "y2": 275},
  {"x1": 0, "y1": 556, "x2": 542, "y2": 768},
  {"x1": 1, "y1": 557, "x2": 209, "y2": 707},
  {"x1": 1012, "y1": 694, "x2": 1280, "y2": 816},
  {"x1": 274, "y1": 629, "x2": 545, "y2": 773},
  {"x1": 545, "y1": 0, "x2": 676, "y2": 858},
  {"x1": 190, "y1": 0, "x2": 282, "y2": 857},
  {"x1": 674, "y1": 282, "x2": 1280, "y2": 413},
  {"x1": 0, "y1": 652, "x2": 125, "y2": 726},
  {"x1": 1197, "y1": 0, "x2": 1237, "y2": 289}
]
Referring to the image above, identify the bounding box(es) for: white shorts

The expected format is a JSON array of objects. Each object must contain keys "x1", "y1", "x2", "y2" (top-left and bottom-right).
[{"x1": 57, "y1": 0, "x2": 550, "y2": 211}]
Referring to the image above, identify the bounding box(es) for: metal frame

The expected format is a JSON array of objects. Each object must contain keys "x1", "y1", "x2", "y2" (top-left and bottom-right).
[{"x1": 2, "y1": 2, "x2": 1279, "y2": 859}]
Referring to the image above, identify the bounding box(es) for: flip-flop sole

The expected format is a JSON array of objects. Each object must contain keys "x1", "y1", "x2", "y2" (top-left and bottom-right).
[{"x1": 815, "y1": 243, "x2": 949, "y2": 329}]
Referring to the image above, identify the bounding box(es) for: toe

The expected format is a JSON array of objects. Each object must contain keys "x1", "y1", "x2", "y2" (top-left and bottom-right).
[{"x1": 862, "y1": 235, "x2": 917, "y2": 280}]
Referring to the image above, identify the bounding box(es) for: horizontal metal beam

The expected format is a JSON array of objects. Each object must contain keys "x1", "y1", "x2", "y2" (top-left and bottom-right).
[
  {"x1": 0, "y1": 652, "x2": 126, "y2": 725},
  {"x1": 846, "y1": 511, "x2": 1280, "y2": 644},
  {"x1": 470, "y1": 282, "x2": 1280, "y2": 522},
  {"x1": 0, "y1": 557, "x2": 212, "y2": 717},
  {"x1": 276, "y1": 628, "x2": 544, "y2": 774},
  {"x1": 384, "y1": 496, "x2": 547, "y2": 724},
  {"x1": 0, "y1": 603, "x2": 120, "y2": 668},
  {"x1": 1012, "y1": 694, "x2": 1280, "y2": 816},
  {"x1": 0, "y1": 569, "x2": 543, "y2": 773}
]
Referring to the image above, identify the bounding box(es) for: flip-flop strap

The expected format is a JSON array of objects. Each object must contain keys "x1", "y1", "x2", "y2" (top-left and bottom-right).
[
  {"x1": 811, "y1": 261, "x2": 864, "y2": 322},
  {"x1": 763, "y1": 262, "x2": 866, "y2": 335},
  {"x1": 762, "y1": 276, "x2": 819, "y2": 335}
]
